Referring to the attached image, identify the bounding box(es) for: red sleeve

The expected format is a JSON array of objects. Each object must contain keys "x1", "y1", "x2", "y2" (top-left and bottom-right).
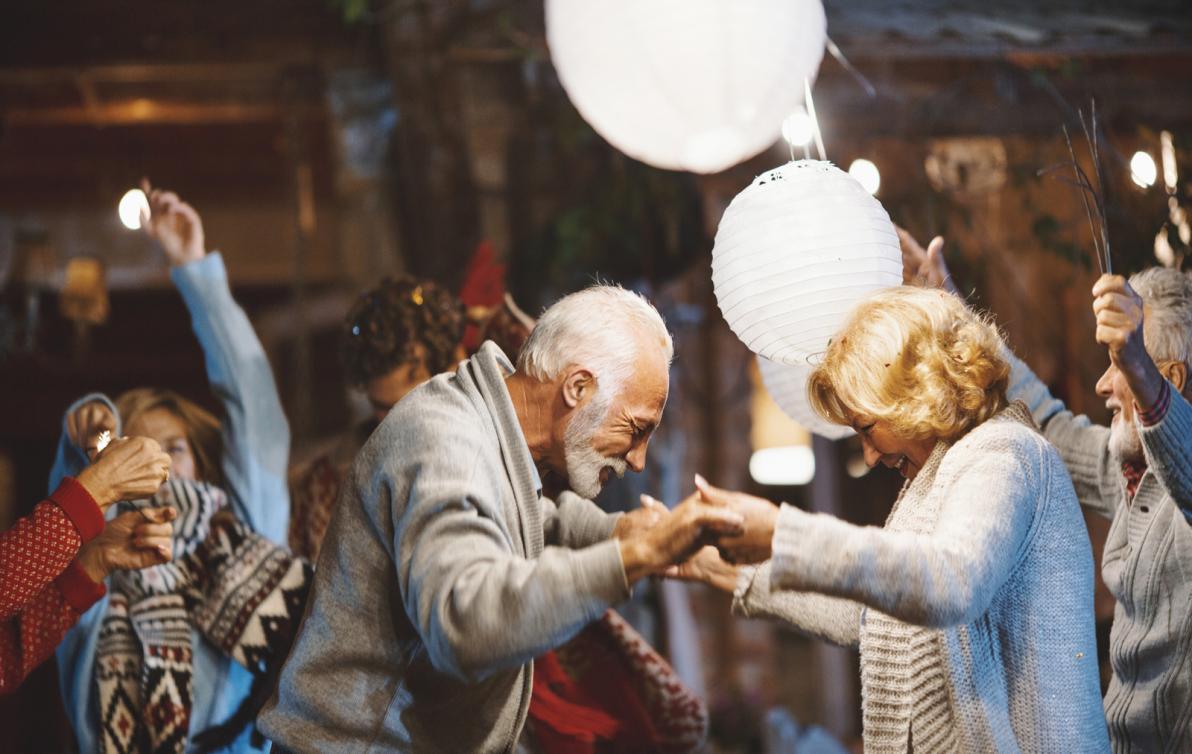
[
  {"x1": 0, "y1": 480, "x2": 102, "y2": 619},
  {"x1": 0, "y1": 562, "x2": 104, "y2": 695}
]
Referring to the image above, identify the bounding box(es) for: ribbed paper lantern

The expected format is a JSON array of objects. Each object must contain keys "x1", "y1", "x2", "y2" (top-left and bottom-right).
[
  {"x1": 712, "y1": 160, "x2": 903, "y2": 364},
  {"x1": 545, "y1": 0, "x2": 826, "y2": 174},
  {"x1": 757, "y1": 355, "x2": 853, "y2": 440}
]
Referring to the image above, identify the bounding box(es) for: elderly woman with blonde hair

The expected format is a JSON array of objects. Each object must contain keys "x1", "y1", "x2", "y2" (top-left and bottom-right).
[{"x1": 676, "y1": 286, "x2": 1109, "y2": 752}]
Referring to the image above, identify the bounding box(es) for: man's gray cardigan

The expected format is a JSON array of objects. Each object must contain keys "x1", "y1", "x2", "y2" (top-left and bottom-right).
[
  {"x1": 259, "y1": 342, "x2": 629, "y2": 753},
  {"x1": 1007, "y1": 354, "x2": 1192, "y2": 754}
]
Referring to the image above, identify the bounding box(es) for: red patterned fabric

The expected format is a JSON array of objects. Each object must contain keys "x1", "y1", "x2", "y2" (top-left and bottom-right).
[
  {"x1": 527, "y1": 610, "x2": 707, "y2": 754},
  {"x1": 0, "y1": 479, "x2": 106, "y2": 694}
]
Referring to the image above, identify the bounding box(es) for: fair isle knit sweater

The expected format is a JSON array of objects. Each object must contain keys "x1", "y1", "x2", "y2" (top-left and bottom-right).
[
  {"x1": 734, "y1": 404, "x2": 1109, "y2": 753},
  {"x1": 1007, "y1": 355, "x2": 1192, "y2": 754}
]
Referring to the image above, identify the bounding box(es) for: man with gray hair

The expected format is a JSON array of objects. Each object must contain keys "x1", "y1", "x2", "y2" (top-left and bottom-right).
[
  {"x1": 903, "y1": 230, "x2": 1192, "y2": 753},
  {"x1": 260, "y1": 284, "x2": 743, "y2": 753}
]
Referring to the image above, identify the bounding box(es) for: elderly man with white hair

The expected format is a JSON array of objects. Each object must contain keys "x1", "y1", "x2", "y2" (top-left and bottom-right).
[
  {"x1": 260, "y1": 284, "x2": 743, "y2": 753},
  {"x1": 903, "y1": 231, "x2": 1192, "y2": 753}
]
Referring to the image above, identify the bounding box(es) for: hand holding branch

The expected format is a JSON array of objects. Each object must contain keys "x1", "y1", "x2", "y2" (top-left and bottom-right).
[{"x1": 1093, "y1": 274, "x2": 1167, "y2": 411}]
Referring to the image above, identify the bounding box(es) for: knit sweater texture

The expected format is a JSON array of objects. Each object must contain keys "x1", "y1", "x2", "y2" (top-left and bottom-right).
[
  {"x1": 734, "y1": 403, "x2": 1109, "y2": 753},
  {"x1": 1007, "y1": 354, "x2": 1192, "y2": 753},
  {"x1": 259, "y1": 342, "x2": 629, "y2": 753}
]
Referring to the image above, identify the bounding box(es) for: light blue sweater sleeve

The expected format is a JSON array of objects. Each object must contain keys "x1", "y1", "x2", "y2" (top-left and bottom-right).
[{"x1": 170, "y1": 252, "x2": 290, "y2": 543}]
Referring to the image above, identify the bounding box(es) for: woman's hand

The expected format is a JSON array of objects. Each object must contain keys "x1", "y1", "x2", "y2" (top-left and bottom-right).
[
  {"x1": 617, "y1": 491, "x2": 744, "y2": 585},
  {"x1": 141, "y1": 178, "x2": 206, "y2": 267},
  {"x1": 666, "y1": 546, "x2": 741, "y2": 593},
  {"x1": 695, "y1": 475, "x2": 778, "y2": 565},
  {"x1": 897, "y1": 226, "x2": 957, "y2": 295},
  {"x1": 67, "y1": 401, "x2": 117, "y2": 460},
  {"x1": 75, "y1": 437, "x2": 172, "y2": 511},
  {"x1": 77, "y1": 506, "x2": 176, "y2": 583}
]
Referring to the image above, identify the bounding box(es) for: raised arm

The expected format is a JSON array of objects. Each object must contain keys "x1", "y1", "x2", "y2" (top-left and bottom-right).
[
  {"x1": 1005, "y1": 353, "x2": 1120, "y2": 518},
  {"x1": 1092, "y1": 273, "x2": 1192, "y2": 518},
  {"x1": 143, "y1": 183, "x2": 290, "y2": 543},
  {"x1": 768, "y1": 432, "x2": 1040, "y2": 629}
]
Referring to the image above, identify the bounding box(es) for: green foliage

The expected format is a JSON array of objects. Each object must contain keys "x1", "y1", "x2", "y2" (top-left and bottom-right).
[
  {"x1": 1032, "y1": 213, "x2": 1092, "y2": 270},
  {"x1": 327, "y1": 0, "x2": 370, "y2": 24}
]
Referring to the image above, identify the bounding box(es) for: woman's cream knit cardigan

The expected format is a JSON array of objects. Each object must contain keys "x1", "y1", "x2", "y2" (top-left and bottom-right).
[{"x1": 734, "y1": 404, "x2": 1110, "y2": 753}]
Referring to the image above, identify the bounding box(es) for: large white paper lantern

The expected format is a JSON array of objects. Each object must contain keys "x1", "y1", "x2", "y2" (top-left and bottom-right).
[
  {"x1": 758, "y1": 355, "x2": 853, "y2": 440},
  {"x1": 546, "y1": 0, "x2": 826, "y2": 174},
  {"x1": 712, "y1": 160, "x2": 903, "y2": 364}
]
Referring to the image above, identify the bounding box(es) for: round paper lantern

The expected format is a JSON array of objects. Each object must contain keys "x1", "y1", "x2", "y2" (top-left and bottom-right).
[
  {"x1": 546, "y1": 0, "x2": 826, "y2": 174},
  {"x1": 758, "y1": 355, "x2": 853, "y2": 440},
  {"x1": 712, "y1": 160, "x2": 903, "y2": 364}
]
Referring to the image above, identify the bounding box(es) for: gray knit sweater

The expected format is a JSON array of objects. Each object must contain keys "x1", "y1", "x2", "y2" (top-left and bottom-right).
[
  {"x1": 259, "y1": 342, "x2": 629, "y2": 753},
  {"x1": 734, "y1": 404, "x2": 1110, "y2": 753},
  {"x1": 1007, "y1": 355, "x2": 1192, "y2": 754}
]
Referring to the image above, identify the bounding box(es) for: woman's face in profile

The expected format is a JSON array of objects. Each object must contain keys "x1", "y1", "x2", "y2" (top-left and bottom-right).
[
  {"x1": 125, "y1": 407, "x2": 197, "y2": 482},
  {"x1": 852, "y1": 416, "x2": 935, "y2": 480}
]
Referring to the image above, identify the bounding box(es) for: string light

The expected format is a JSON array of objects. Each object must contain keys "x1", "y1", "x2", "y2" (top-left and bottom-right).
[
  {"x1": 782, "y1": 109, "x2": 815, "y2": 148},
  {"x1": 118, "y1": 189, "x2": 149, "y2": 230},
  {"x1": 848, "y1": 158, "x2": 881, "y2": 195},
  {"x1": 1130, "y1": 151, "x2": 1157, "y2": 188}
]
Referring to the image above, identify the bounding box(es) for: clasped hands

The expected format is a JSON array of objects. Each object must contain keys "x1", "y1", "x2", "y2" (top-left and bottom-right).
[{"x1": 614, "y1": 474, "x2": 780, "y2": 588}]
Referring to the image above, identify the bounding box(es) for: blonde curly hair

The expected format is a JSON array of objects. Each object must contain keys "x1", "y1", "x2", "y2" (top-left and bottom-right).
[{"x1": 807, "y1": 287, "x2": 1010, "y2": 443}]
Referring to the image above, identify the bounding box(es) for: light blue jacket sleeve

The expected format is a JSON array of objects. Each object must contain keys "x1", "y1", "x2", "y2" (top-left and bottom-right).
[{"x1": 171, "y1": 252, "x2": 290, "y2": 544}]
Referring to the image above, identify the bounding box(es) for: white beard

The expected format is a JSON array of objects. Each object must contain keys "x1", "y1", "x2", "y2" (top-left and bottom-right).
[
  {"x1": 1108, "y1": 412, "x2": 1144, "y2": 465},
  {"x1": 562, "y1": 392, "x2": 627, "y2": 499}
]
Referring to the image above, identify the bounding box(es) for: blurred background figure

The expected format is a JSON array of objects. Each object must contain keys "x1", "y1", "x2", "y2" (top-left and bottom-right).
[{"x1": 288, "y1": 275, "x2": 466, "y2": 561}]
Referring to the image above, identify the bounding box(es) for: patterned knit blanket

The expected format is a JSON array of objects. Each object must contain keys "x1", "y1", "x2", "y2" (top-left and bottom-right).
[{"x1": 96, "y1": 480, "x2": 311, "y2": 754}]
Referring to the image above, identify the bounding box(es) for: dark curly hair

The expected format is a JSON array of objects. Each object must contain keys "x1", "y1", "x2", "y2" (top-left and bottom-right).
[{"x1": 342, "y1": 276, "x2": 466, "y2": 386}]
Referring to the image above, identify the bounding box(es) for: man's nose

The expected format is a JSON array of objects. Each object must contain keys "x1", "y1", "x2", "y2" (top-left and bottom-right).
[
  {"x1": 626, "y1": 441, "x2": 648, "y2": 474},
  {"x1": 1095, "y1": 365, "x2": 1115, "y2": 398}
]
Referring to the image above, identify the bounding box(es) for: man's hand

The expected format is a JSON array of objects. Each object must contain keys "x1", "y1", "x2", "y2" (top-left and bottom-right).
[
  {"x1": 665, "y1": 545, "x2": 740, "y2": 594},
  {"x1": 141, "y1": 179, "x2": 206, "y2": 267},
  {"x1": 617, "y1": 489, "x2": 743, "y2": 585},
  {"x1": 67, "y1": 401, "x2": 117, "y2": 461},
  {"x1": 77, "y1": 506, "x2": 176, "y2": 583},
  {"x1": 1093, "y1": 274, "x2": 1166, "y2": 411},
  {"x1": 75, "y1": 437, "x2": 172, "y2": 511},
  {"x1": 613, "y1": 494, "x2": 670, "y2": 539},
  {"x1": 694, "y1": 475, "x2": 778, "y2": 564},
  {"x1": 897, "y1": 226, "x2": 957, "y2": 295}
]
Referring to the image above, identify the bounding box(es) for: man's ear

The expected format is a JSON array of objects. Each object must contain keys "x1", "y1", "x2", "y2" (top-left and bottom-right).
[
  {"x1": 562, "y1": 368, "x2": 594, "y2": 409},
  {"x1": 1159, "y1": 360, "x2": 1188, "y2": 395}
]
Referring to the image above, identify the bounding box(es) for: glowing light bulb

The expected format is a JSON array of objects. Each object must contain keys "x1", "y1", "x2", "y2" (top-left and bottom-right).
[
  {"x1": 1130, "y1": 151, "x2": 1157, "y2": 189},
  {"x1": 749, "y1": 445, "x2": 815, "y2": 486},
  {"x1": 118, "y1": 189, "x2": 149, "y2": 230},
  {"x1": 848, "y1": 158, "x2": 880, "y2": 195},
  {"x1": 781, "y1": 109, "x2": 815, "y2": 147}
]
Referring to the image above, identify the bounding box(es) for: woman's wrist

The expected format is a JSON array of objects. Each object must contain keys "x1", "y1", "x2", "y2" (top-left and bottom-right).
[{"x1": 76, "y1": 541, "x2": 109, "y2": 583}]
